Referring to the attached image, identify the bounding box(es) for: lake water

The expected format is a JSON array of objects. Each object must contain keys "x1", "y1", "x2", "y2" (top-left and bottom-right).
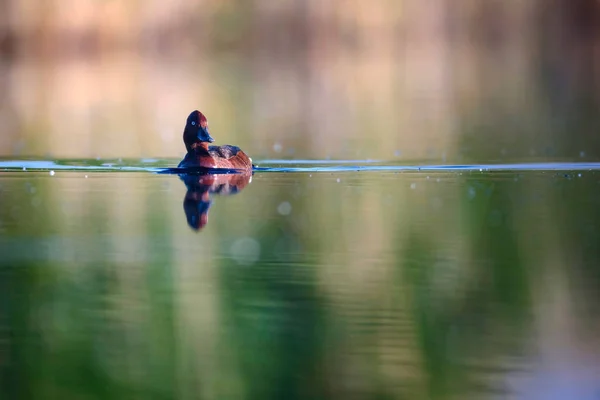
[{"x1": 1, "y1": 159, "x2": 599, "y2": 399}]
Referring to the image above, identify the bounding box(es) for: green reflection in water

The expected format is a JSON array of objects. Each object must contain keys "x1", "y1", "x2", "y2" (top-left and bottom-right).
[{"x1": 0, "y1": 169, "x2": 599, "y2": 399}]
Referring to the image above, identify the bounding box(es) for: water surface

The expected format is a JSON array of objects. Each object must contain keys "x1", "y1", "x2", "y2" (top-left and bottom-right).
[{"x1": 1, "y1": 160, "x2": 599, "y2": 399}]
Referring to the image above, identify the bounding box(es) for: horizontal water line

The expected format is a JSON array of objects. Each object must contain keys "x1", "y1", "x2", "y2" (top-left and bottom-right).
[
  {"x1": 1, "y1": 159, "x2": 600, "y2": 174},
  {"x1": 254, "y1": 162, "x2": 600, "y2": 172}
]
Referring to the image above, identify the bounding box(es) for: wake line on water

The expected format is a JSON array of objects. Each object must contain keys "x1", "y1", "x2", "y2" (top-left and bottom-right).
[
  {"x1": 253, "y1": 162, "x2": 600, "y2": 173},
  {"x1": 1, "y1": 159, "x2": 600, "y2": 173}
]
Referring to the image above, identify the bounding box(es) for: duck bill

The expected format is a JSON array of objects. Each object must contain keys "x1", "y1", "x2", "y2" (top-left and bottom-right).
[{"x1": 197, "y1": 127, "x2": 214, "y2": 143}]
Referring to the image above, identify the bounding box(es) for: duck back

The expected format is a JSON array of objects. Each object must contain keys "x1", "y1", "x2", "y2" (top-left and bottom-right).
[{"x1": 179, "y1": 144, "x2": 252, "y2": 170}]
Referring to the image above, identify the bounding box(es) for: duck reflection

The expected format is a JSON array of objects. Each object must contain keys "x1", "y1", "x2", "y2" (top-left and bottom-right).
[{"x1": 180, "y1": 172, "x2": 252, "y2": 231}]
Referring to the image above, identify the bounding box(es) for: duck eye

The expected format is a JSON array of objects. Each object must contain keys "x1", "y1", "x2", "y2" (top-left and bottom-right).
[{"x1": 191, "y1": 121, "x2": 196, "y2": 126}]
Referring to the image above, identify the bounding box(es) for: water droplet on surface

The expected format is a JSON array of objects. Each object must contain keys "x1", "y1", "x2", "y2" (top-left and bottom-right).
[
  {"x1": 468, "y1": 187, "x2": 476, "y2": 200},
  {"x1": 230, "y1": 237, "x2": 261, "y2": 266},
  {"x1": 277, "y1": 201, "x2": 292, "y2": 216}
]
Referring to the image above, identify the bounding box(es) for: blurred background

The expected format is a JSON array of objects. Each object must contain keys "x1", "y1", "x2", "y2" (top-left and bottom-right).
[
  {"x1": 2, "y1": 2, "x2": 600, "y2": 399},
  {"x1": 0, "y1": 0, "x2": 599, "y2": 162}
]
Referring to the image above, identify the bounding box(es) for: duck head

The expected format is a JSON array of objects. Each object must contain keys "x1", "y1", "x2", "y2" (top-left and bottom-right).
[{"x1": 183, "y1": 110, "x2": 214, "y2": 151}]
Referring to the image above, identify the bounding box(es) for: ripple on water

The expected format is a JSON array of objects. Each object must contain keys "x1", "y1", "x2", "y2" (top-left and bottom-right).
[{"x1": 1, "y1": 158, "x2": 600, "y2": 174}]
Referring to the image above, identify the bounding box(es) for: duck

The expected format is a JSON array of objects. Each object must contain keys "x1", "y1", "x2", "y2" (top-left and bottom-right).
[{"x1": 178, "y1": 110, "x2": 254, "y2": 170}]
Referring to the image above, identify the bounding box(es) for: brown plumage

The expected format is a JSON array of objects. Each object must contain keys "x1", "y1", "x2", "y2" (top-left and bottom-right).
[{"x1": 178, "y1": 110, "x2": 253, "y2": 171}]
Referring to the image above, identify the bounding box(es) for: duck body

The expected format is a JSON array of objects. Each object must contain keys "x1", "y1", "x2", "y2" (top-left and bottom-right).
[
  {"x1": 178, "y1": 110, "x2": 253, "y2": 171},
  {"x1": 178, "y1": 143, "x2": 253, "y2": 170}
]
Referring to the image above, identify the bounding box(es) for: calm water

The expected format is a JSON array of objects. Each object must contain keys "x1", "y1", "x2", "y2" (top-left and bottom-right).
[{"x1": 1, "y1": 160, "x2": 600, "y2": 399}]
